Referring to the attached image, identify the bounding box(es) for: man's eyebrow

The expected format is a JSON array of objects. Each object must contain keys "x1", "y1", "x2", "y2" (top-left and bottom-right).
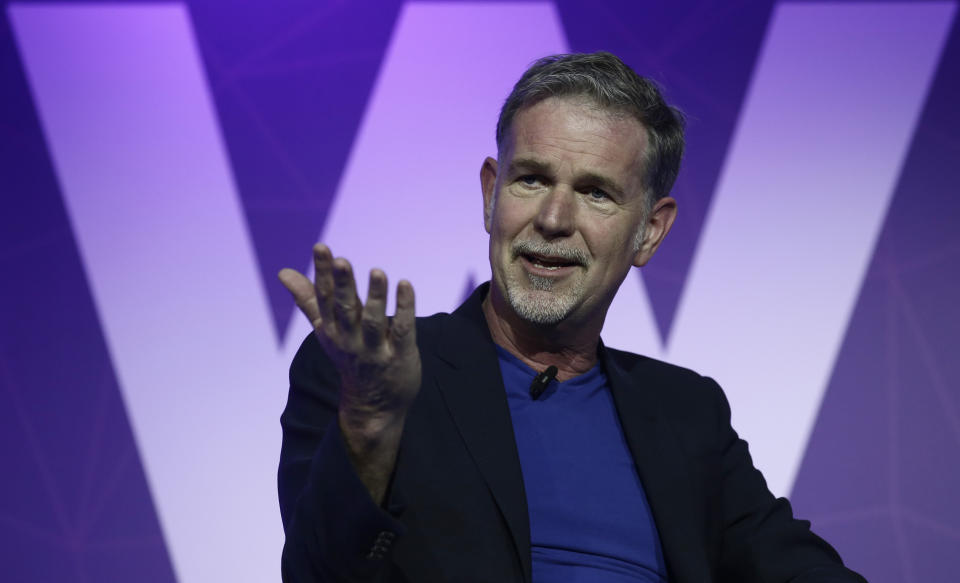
[
  {"x1": 508, "y1": 157, "x2": 628, "y2": 197},
  {"x1": 578, "y1": 171, "x2": 626, "y2": 197},
  {"x1": 508, "y1": 157, "x2": 552, "y2": 175}
]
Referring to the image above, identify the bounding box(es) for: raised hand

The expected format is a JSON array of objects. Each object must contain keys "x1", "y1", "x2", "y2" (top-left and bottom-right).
[{"x1": 279, "y1": 243, "x2": 420, "y2": 503}]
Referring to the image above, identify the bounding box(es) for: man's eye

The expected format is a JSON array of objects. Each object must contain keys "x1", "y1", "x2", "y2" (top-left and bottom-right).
[
  {"x1": 589, "y1": 188, "x2": 609, "y2": 200},
  {"x1": 519, "y1": 175, "x2": 542, "y2": 186}
]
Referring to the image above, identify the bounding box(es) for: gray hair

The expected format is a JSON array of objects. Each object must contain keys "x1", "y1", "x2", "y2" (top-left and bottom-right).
[{"x1": 496, "y1": 52, "x2": 685, "y2": 204}]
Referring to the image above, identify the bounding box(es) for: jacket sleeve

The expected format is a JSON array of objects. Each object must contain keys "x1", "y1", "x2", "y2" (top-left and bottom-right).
[
  {"x1": 278, "y1": 333, "x2": 407, "y2": 582},
  {"x1": 708, "y1": 378, "x2": 868, "y2": 582}
]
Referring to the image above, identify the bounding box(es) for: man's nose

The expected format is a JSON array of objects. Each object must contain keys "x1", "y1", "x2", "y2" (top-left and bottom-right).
[{"x1": 534, "y1": 186, "x2": 576, "y2": 239}]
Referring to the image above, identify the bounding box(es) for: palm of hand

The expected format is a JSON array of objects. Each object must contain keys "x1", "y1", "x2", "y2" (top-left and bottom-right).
[{"x1": 279, "y1": 243, "x2": 421, "y2": 424}]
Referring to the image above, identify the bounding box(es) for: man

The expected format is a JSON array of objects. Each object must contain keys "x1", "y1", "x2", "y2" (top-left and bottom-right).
[{"x1": 277, "y1": 52, "x2": 866, "y2": 582}]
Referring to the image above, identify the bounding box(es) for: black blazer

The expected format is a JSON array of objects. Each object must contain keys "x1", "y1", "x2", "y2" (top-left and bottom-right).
[{"x1": 279, "y1": 284, "x2": 865, "y2": 582}]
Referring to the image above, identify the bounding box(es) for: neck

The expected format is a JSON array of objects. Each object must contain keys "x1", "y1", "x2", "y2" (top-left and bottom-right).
[{"x1": 481, "y1": 285, "x2": 601, "y2": 381}]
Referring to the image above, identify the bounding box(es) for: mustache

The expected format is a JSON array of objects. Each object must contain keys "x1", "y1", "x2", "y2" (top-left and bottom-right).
[{"x1": 512, "y1": 240, "x2": 589, "y2": 266}]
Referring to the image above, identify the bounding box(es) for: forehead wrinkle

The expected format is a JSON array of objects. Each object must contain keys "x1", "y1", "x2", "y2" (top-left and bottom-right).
[
  {"x1": 524, "y1": 112, "x2": 644, "y2": 158},
  {"x1": 515, "y1": 131, "x2": 635, "y2": 167},
  {"x1": 503, "y1": 97, "x2": 649, "y2": 198},
  {"x1": 520, "y1": 97, "x2": 647, "y2": 147},
  {"x1": 513, "y1": 143, "x2": 640, "y2": 199}
]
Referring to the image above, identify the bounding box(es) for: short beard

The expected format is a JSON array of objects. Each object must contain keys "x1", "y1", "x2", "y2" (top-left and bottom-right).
[
  {"x1": 506, "y1": 278, "x2": 584, "y2": 325},
  {"x1": 503, "y1": 241, "x2": 589, "y2": 325}
]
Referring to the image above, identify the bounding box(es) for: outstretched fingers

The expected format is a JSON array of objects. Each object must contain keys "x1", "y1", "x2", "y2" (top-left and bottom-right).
[
  {"x1": 283, "y1": 244, "x2": 416, "y2": 365},
  {"x1": 362, "y1": 269, "x2": 388, "y2": 349},
  {"x1": 312, "y1": 244, "x2": 336, "y2": 329},
  {"x1": 331, "y1": 256, "x2": 361, "y2": 341},
  {"x1": 391, "y1": 280, "x2": 417, "y2": 353},
  {"x1": 278, "y1": 268, "x2": 322, "y2": 328}
]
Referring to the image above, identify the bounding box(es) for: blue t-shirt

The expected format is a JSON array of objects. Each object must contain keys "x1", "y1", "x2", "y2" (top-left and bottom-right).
[{"x1": 497, "y1": 346, "x2": 667, "y2": 583}]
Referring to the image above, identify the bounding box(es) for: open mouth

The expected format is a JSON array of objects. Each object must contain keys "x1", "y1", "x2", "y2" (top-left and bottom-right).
[{"x1": 521, "y1": 252, "x2": 580, "y2": 271}]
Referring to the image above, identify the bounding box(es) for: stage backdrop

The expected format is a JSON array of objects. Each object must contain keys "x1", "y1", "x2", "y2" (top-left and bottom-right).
[{"x1": 2, "y1": 1, "x2": 958, "y2": 581}]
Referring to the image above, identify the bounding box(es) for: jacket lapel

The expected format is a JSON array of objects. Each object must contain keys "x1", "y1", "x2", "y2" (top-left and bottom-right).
[
  {"x1": 602, "y1": 348, "x2": 710, "y2": 583},
  {"x1": 431, "y1": 285, "x2": 532, "y2": 583},
  {"x1": 427, "y1": 284, "x2": 711, "y2": 583}
]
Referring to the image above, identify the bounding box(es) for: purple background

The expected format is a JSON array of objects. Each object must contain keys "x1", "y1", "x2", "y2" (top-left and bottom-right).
[{"x1": 1, "y1": 1, "x2": 958, "y2": 581}]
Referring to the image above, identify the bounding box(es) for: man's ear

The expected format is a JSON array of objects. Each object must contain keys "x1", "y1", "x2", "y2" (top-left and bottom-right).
[
  {"x1": 633, "y1": 196, "x2": 678, "y2": 267},
  {"x1": 480, "y1": 156, "x2": 499, "y2": 233}
]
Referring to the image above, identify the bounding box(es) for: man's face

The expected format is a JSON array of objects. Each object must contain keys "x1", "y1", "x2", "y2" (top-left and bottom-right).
[{"x1": 482, "y1": 96, "x2": 673, "y2": 328}]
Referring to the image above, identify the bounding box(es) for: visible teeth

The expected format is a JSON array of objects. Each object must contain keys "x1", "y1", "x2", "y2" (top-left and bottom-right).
[{"x1": 533, "y1": 261, "x2": 561, "y2": 270}]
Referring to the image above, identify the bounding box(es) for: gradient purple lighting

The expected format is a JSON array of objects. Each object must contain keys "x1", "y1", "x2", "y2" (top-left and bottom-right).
[
  {"x1": 10, "y1": 2, "x2": 570, "y2": 581},
  {"x1": 320, "y1": 2, "x2": 568, "y2": 317},
  {"x1": 605, "y1": 1, "x2": 955, "y2": 496},
  {"x1": 3, "y1": 1, "x2": 958, "y2": 581},
  {"x1": 11, "y1": 4, "x2": 285, "y2": 582}
]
